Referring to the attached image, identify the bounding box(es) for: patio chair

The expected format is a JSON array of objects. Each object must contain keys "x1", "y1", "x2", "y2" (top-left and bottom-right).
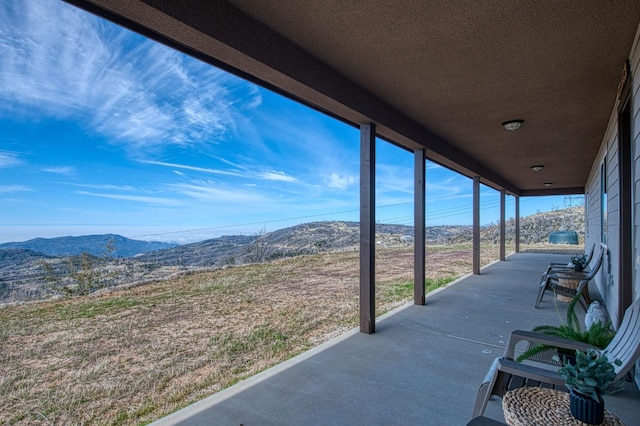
[
  {"x1": 540, "y1": 243, "x2": 595, "y2": 281},
  {"x1": 534, "y1": 247, "x2": 604, "y2": 310},
  {"x1": 472, "y1": 297, "x2": 640, "y2": 418},
  {"x1": 466, "y1": 416, "x2": 506, "y2": 425}
]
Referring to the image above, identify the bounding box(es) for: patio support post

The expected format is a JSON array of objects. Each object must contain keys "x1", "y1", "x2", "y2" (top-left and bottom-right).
[
  {"x1": 515, "y1": 196, "x2": 520, "y2": 253},
  {"x1": 414, "y1": 149, "x2": 426, "y2": 305},
  {"x1": 500, "y1": 190, "x2": 506, "y2": 261},
  {"x1": 473, "y1": 176, "x2": 481, "y2": 275},
  {"x1": 360, "y1": 123, "x2": 376, "y2": 334}
]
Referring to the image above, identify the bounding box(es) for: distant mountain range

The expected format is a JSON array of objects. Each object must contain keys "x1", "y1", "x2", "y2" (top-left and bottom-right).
[
  {"x1": 137, "y1": 221, "x2": 364, "y2": 267},
  {"x1": 0, "y1": 205, "x2": 586, "y2": 266},
  {"x1": 0, "y1": 207, "x2": 585, "y2": 304},
  {"x1": 0, "y1": 234, "x2": 177, "y2": 258}
]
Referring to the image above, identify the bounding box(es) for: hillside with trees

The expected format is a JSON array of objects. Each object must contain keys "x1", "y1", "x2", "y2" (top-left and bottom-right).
[{"x1": 0, "y1": 206, "x2": 584, "y2": 304}]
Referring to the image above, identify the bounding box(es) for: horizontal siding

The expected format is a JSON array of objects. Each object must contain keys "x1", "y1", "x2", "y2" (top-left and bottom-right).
[
  {"x1": 609, "y1": 184, "x2": 620, "y2": 205},
  {"x1": 585, "y1": 114, "x2": 619, "y2": 326},
  {"x1": 635, "y1": 200, "x2": 640, "y2": 219},
  {"x1": 634, "y1": 156, "x2": 640, "y2": 177},
  {"x1": 606, "y1": 106, "x2": 619, "y2": 318},
  {"x1": 631, "y1": 24, "x2": 640, "y2": 308},
  {"x1": 630, "y1": 22, "x2": 640, "y2": 389},
  {"x1": 633, "y1": 43, "x2": 640, "y2": 255},
  {"x1": 579, "y1": 24, "x2": 640, "y2": 348}
]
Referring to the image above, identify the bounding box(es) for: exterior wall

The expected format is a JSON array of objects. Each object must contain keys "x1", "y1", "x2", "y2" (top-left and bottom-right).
[
  {"x1": 631, "y1": 22, "x2": 640, "y2": 392},
  {"x1": 586, "y1": 22, "x2": 640, "y2": 388},
  {"x1": 632, "y1": 26, "x2": 640, "y2": 305},
  {"x1": 585, "y1": 111, "x2": 618, "y2": 321},
  {"x1": 584, "y1": 23, "x2": 640, "y2": 327}
]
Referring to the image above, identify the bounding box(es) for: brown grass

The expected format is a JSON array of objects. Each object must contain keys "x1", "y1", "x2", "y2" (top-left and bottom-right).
[{"x1": 0, "y1": 243, "x2": 565, "y2": 425}]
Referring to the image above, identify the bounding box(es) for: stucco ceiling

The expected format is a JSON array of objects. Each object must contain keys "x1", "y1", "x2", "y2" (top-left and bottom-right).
[{"x1": 66, "y1": 0, "x2": 640, "y2": 195}]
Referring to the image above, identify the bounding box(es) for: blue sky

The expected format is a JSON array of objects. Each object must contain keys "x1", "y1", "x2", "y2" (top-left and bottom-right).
[{"x1": 0, "y1": 0, "x2": 566, "y2": 244}]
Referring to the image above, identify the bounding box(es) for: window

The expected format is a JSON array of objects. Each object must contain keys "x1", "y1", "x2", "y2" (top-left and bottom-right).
[{"x1": 601, "y1": 158, "x2": 607, "y2": 244}]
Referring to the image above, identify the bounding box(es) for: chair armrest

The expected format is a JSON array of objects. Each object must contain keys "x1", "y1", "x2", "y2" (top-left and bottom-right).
[
  {"x1": 504, "y1": 330, "x2": 595, "y2": 359},
  {"x1": 547, "y1": 271, "x2": 587, "y2": 280},
  {"x1": 544, "y1": 266, "x2": 577, "y2": 276},
  {"x1": 496, "y1": 358, "x2": 565, "y2": 387}
]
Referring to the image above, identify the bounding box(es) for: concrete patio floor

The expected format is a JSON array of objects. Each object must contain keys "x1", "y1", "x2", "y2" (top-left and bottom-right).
[{"x1": 151, "y1": 253, "x2": 640, "y2": 425}]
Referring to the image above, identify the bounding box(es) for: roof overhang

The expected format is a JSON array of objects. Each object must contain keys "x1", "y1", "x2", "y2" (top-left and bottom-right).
[{"x1": 64, "y1": 0, "x2": 640, "y2": 196}]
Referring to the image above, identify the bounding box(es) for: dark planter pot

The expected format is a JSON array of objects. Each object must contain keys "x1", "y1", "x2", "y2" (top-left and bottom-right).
[
  {"x1": 574, "y1": 264, "x2": 584, "y2": 272},
  {"x1": 558, "y1": 348, "x2": 576, "y2": 366},
  {"x1": 570, "y1": 389, "x2": 605, "y2": 425}
]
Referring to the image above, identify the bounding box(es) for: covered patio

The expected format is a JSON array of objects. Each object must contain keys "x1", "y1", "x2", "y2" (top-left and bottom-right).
[
  {"x1": 63, "y1": 1, "x2": 640, "y2": 331},
  {"x1": 60, "y1": 2, "x2": 640, "y2": 423},
  {"x1": 151, "y1": 253, "x2": 640, "y2": 425}
]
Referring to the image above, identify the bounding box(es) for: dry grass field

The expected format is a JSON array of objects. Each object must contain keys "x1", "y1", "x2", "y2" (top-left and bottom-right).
[{"x1": 0, "y1": 243, "x2": 573, "y2": 425}]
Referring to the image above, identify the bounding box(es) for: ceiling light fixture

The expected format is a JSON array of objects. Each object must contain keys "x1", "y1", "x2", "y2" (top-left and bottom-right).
[
  {"x1": 544, "y1": 182, "x2": 552, "y2": 187},
  {"x1": 502, "y1": 119, "x2": 524, "y2": 131},
  {"x1": 531, "y1": 165, "x2": 544, "y2": 172}
]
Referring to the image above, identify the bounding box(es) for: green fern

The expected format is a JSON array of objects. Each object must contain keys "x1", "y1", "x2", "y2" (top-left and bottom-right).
[
  {"x1": 515, "y1": 292, "x2": 614, "y2": 362},
  {"x1": 585, "y1": 321, "x2": 616, "y2": 348},
  {"x1": 565, "y1": 293, "x2": 581, "y2": 331},
  {"x1": 515, "y1": 342, "x2": 556, "y2": 362}
]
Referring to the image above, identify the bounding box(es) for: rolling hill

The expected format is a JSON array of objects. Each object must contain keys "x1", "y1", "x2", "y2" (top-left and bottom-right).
[
  {"x1": 0, "y1": 234, "x2": 177, "y2": 257},
  {"x1": 0, "y1": 206, "x2": 584, "y2": 304}
]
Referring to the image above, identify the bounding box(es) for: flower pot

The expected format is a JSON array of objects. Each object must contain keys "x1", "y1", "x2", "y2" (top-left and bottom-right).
[
  {"x1": 569, "y1": 389, "x2": 605, "y2": 425},
  {"x1": 573, "y1": 264, "x2": 584, "y2": 272},
  {"x1": 558, "y1": 348, "x2": 576, "y2": 366}
]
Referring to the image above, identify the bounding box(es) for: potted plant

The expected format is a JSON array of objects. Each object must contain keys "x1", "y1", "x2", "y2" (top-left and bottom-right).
[
  {"x1": 515, "y1": 294, "x2": 615, "y2": 363},
  {"x1": 558, "y1": 348, "x2": 624, "y2": 424},
  {"x1": 570, "y1": 254, "x2": 588, "y2": 271}
]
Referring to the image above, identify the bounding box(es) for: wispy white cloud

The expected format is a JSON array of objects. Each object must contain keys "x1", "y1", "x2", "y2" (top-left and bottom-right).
[
  {"x1": 42, "y1": 166, "x2": 75, "y2": 176},
  {"x1": 426, "y1": 172, "x2": 472, "y2": 201},
  {"x1": 60, "y1": 182, "x2": 135, "y2": 191},
  {"x1": 0, "y1": 184, "x2": 32, "y2": 193},
  {"x1": 0, "y1": 0, "x2": 262, "y2": 152},
  {"x1": 206, "y1": 155, "x2": 247, "y2": 170},
  {"x1": 0, "y1": 151, "x2": 22, "y2": 168},
  {"x1": 145, "y1": 160, "x2": 299, "y2": 185},
  {"x1": 245, "y1": 86, "x2": 263, "y2": 109},
  {"x1": 427, "y1": 183, "x2": 470, "y2": 200},
  {"x1": 76, "y1": 190, "x2": 181, "y2": 206},
  {"x1": 375, "y1": 157, "x2": 414, "y2": 196},
  {"x1": 259, "y1": 171, "x2": 298, "y2": 183},
  {"x1": 142, "y1": 160, "x2": 243, "y2": 177},
  {"x1": 327, "y1": 173, "x2": 356, "y2": 190},
  {"x1": 167, "y1": 181, "x2": 268, "y2": 204},
  {"x1": 427, "y1": 192, "x2": 473, "y2": 202}
]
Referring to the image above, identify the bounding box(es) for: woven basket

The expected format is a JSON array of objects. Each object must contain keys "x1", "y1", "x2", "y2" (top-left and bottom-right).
[
  {"x1": 557, "y1": 277, "x2": 579, "y2": 302},
  {"x1": 502, "y1": 387, "x2": 625, "y2": 425}
]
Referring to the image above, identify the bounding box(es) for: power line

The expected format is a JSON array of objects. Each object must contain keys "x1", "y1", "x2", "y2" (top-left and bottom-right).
[
  {"x1": 131, "y1": 207, "x2": 361, "y2": 238},
  {"x1": 129, "y1": 195, "x2": 550, "y2": 239}
]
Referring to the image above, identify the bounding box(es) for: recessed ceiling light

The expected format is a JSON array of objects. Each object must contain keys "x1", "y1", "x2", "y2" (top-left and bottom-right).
[
  {"x1": 502, "y1": 120, "x2": 524, "y2": 131},
  {"x1": 544, "y1": 182, "x2": 552, "y2": 187},
  {"x1": 531, "y1": 165, "x2": 544, "y2": 172}
]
